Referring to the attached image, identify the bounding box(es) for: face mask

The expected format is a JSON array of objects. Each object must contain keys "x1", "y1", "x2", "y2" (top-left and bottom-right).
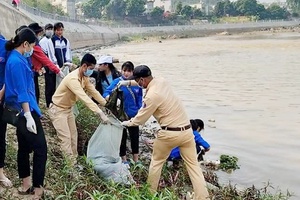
[
  {"x1": 37, "y1": 35, "x2": 42, "y2": 41},
  {"x1": 45, "y1": 30, "x2": 53, "y2": 38},
  {"x1": 23, "y1": 46, "x2": 33, "y2": 58},
  {"x1": 84, "y1": 69, "x2": 93, "y2": 77},
  {"x1": 138, "y1": 78, "x2": 144, "y2": 89}
]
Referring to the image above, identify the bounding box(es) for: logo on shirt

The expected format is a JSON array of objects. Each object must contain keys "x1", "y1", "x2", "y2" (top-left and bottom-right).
[{"x1": 0, "y1": 57, "x2": 5, "y2": 63}]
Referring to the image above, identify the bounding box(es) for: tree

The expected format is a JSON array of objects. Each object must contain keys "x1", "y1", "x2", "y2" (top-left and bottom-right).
[
  {"x1": 224, "y1": 0, "x2": 236, "y2": 16},
  {"x1": 175, "y1": 2, "x2": 183, "y2": 15},
  {"x1": 151, "y1": 7, "x2": 164, "y2": 20},
  {"x1": 214, "y1": 0, "x2": 236, "y2": 17},
  {"x1": 82, "y1": 0, "x2": 110, "y2": 18},
  {"x1": 267, "y1": 3, "x2": 289, "y2": 19},
  {"x1": 287, "y1": 0, "x2": 300, "y2": 13},
  {"x1": 125, "y1": 0, "x2": 146, "y2": 17},
  {"x1": 193, "y1": 7, "x2": 203, "y2": 19},
  {"x1": 105, "y1": 0, "x2": 127, "y2": 20},
  {"x1": 256, "y1": 3, "x2": 268, "y2": 19},
  {"x1": 214, "y1": 1, "x2": 225, "y2": 17},
  {"x1": 235, "y1": 0, "x2": 259, "y2": 16},
  {"x1": 181, "y1": 5, "x2": 193, "y2": 19}
]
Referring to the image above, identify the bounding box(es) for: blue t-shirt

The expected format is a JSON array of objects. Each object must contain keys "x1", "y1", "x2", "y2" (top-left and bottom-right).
[
  {"x1": 0, "y1": 38, "x2": 7, "y2": 89},
  {"x1": 169, "y1": 130, "x2": 210, "y2": 160},
  {"x1": 5, "y1": 50, "x2": 41, "y2": 116},
  {"x1": 103, "y1": 76, "x2": 143, "y2": 118},
  {"x1": 101, "y1": 74, "x2": 113, "y2": 93}
]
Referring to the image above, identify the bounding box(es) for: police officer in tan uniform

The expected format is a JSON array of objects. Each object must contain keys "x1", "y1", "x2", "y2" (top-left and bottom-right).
[{"x1": 121, "y1": 65, "x2": 209, "y2": 200}]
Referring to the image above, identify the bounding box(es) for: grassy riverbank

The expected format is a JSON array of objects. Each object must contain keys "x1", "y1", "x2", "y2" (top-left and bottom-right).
[{"x1": 0, "y1": 80, "x2": 293, "y2": 199}]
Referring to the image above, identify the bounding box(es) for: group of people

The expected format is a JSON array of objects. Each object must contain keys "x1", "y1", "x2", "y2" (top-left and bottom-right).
[
  {"x1": 0, "y1": 21, "x2": 76, "y2": 199},
  {"x1": 0, "y1": 21, "x2": 211, "y2": 199}
]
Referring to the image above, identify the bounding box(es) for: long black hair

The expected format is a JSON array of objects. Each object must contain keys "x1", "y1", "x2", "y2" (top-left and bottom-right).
[
  {"x1": 96, "y1": 63, "x2": 121, "y2": 94},
  {"x1": 6, "y1": 28, "x2": 36, "y2": 51},
  {"x1": 190, "y1": 119, "x2": 204, "y2": 131},
  {"x1": 121, "y1": 61, "x2": 134, "y2": 71}
]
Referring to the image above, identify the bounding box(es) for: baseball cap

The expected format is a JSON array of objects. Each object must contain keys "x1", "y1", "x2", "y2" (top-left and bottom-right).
[
  {"x1": 28, "y1": 23, "x2": 43, "y2": 34},
  {"x1": 97, "y1": 55, "x2": 113, "y2": 64},
  {"x1": 45, "y1": 23, "x2": 53, "y2": 30},
  {"x1": 129, "y1": 65, "x2": 152, "y2": 80}
]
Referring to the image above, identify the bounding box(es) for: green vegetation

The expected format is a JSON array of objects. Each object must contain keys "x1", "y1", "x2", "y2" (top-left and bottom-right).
[
  {"x1": 0, "y1": 80, "x2": 293, "y2": 199},
  {"x1": 79, "y1": 0, "x2": 290, "y2": 25},
  {"x1": 214, "y1": 0, "x2": 289, "y2": 20},
  {"x1": 22, "y1": 0, "x2": 66, "y2": 15},
  {"x1": 219, "y1": 154, "x2": 240, "y2": 172}
]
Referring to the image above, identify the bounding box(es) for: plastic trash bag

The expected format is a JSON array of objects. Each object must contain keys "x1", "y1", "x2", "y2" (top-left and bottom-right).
[{"x1": 87, "y1": 115, "x2": 135, "y2": 185}]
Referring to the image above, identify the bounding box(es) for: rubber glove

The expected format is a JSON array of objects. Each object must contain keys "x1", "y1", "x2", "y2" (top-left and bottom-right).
[
  {"x1": 121, "y1": 120, "x2": 130, "y2": 127},
  {"x1": 117, "y1": 80, "x2": 130, "y2": 88},
  {"x1": 24, "y1": 112, "x2": 37, "y2": 134},
  {"x1": 58, "y1": 70, "x2": 65, "y2": 78}
]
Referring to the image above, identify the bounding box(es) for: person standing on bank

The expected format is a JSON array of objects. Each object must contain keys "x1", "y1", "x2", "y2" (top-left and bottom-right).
[
  {"x1": 120, "y1": 65, "x2": 210, "y2": 200},
  {"x1": 51, "y1": 22, "x2": 72, "y2": 87},
  {"x1": 103, "y1": 61, "x2": 143, "y2": 164},
  {"x1": 27, "y1": 23, "x2": 65, "y2": 104},
  {"x1": 5, "y1": 28, "x2": 47, "y2": 200},
  {"x1": 48, "y1": 53, "x2": 109, "y2": 165},
  {"x1": 0, "y1": 36, "x2": 12, "y2": 187},
  {"x1": 39, "y1": 23, "x2": 64, "y2": 107},
  {"x1": 91, "y1": 55, "x2": 121, "y2": 96}
]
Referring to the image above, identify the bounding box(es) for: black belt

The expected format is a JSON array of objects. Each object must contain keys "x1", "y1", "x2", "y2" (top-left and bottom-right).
[{"x1": 161, "y1": 124, "x2": 191, "y2": 131}]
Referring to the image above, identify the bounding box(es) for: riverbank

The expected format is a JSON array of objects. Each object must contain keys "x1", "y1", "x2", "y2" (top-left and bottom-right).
[{"x1": 72, "y1": 25, "x2": 300, "y2": 54}]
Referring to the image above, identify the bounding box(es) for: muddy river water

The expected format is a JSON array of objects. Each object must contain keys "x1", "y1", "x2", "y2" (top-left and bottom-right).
[{"x1": 95, "y1": 32, "x2": 300, "y2": 198}]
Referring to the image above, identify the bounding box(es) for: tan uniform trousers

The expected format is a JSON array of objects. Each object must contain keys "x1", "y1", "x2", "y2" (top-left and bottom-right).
[
  {"x1": 48, "y1": 103, "x2": 78, "y2": 164},
  {"x1": 148, "y1": 129, "x2": 209, "y2": 200}
]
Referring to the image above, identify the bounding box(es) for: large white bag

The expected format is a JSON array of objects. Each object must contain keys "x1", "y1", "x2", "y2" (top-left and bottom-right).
[{"x1": 87, "y1": 116, "x2": 135, "y2": 185}]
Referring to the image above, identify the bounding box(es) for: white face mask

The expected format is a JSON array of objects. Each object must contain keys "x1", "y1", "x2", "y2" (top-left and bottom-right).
[{"x1": 45, "y1": 30, "x2": 53, "y2": 38}]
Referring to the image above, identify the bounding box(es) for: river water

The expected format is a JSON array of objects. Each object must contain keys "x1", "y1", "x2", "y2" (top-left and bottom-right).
[{"x1": 95, "y1": 32, "x2": 300, "y2": 198}]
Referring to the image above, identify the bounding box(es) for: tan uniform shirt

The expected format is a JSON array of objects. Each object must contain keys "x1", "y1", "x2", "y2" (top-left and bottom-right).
[
  {"x1": 52, "y1": 68, "x2": 106, "y2": 113},
  {"x1": 128, "y1": 77, "x2": 190, "y2": 127}
]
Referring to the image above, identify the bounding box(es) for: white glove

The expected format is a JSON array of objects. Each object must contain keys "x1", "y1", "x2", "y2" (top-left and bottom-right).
[
  {"x1": 63, "y1": 62, "x2": 73, "y2": 67},
  {"x1": 121, "y1": 120, "x2": 130, "y2": 127},
  {"x1": 117, "y1": 80, "x2": 130, "y2": 88},
  {"x1": 58, "y1": 70, "x2": 65, "y2": 78},
  {"x1": 98, "y1": 111, "x2": 110, "y2": 124},
  {"x1": 58, "y1": 71, "x2": 65, "y2": 78},
  {"x1": 24, "y1": 112, "x2": 37, "y2": 134}
]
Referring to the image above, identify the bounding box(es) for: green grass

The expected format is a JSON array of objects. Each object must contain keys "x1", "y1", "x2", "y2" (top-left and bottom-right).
[{"x1": 0, "y1": 84, "x2": 293, "y2": 199}]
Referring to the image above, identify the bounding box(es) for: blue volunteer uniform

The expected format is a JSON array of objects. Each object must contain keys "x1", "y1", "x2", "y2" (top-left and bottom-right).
[
  {"x1": 103, "y1": 77, "x2": 143, "y2": 117},
  {"x1": 0, "y1": 38, "x2": 7, "y2": 89},
  {"x1": 169, "y1": 130, "x2": 210, "y2": 160},
  {"x1": 5, "y1": 50, "x2": 41, "y2": 116}
]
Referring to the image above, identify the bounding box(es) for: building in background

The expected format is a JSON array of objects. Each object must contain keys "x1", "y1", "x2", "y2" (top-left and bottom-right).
[{"x1": 50, "y1": 0, "x2": 76, "y2": 19}]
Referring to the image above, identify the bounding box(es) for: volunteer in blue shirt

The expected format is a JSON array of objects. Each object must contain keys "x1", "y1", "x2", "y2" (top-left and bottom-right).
[
  {"x1": 5, "y1": 28, "x2": 47, "y2": 199},
  {"x1": 0, "y1": 36, "x2": 13, "y2": 187},
  {"x1": 168, "y1": 119, "x2": 210, "y2": 161},
  {"x1": 103, "y1": 61, "x2": 143, "y2": 163}
]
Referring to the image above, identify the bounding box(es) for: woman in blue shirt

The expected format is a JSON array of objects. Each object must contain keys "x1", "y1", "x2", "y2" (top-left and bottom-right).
[
  {"x1": 168, "y1": 119, "x2": 210, "y2": 161},
  {"x1": 103, "y1": 61, "x2": 143, "y2": 164},
  {"x1": 0, "y1": 36, "x2": 13, "y2": 187},
  {"x1": 5, "y1": 28, "x2": 47, "y2": 199}
]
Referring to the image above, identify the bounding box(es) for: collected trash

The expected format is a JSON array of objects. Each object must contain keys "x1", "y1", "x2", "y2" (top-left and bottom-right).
[{"x1": 87, "y1": 115, "x2": 135, "y2": 185}]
